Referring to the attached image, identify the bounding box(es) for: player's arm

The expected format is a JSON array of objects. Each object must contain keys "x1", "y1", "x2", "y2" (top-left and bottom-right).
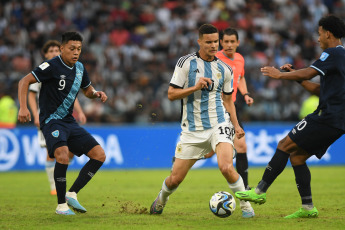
[
  {"x1": 82, "y1": 85, "x2": 108, "y2": 102},
  {"x1": 278, "y1": 64, "x2": 320, "y2": 96},
  {"x1": 298, "y1": 81, "x2": 320, "y2": 96},
  {"x1": 222, "y1": 93, "x2": 245, "y2": 139},
  {"x1": 18, "y1": 73, "x2": 37, "y2": 123},
  {"x1": 237, "y1": 76, "x2": 254, "y2": 106},
  {"x1": 73, "y1": 98, "x2": 87, "y2": 125},
  {"x1": 28, "y1": 90, "x2": 40, "y2": 127},
  {"x1": 261, "y1": 66, "x2": 318, "y2": 82},
  {"x1": 168, "y1": 77, "x2": 212, "y2": 101}
]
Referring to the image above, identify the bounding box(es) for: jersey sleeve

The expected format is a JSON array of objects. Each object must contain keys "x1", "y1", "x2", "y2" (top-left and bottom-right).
[
  {"x1": 170, "y1": 58, "x2": 189, "y2": 88},
  {"x1": 223, "y1": 65, "x2": 234, "y2": 95},
  {"x1": 310, "y1": 49, "x2": 335, "y2": 76},
  {"x1": 31, "y1": 62, "x2": 53, "y2": 83},
  {"x1": 81, "y1": 66, "x2": 91, "y2": 89}
]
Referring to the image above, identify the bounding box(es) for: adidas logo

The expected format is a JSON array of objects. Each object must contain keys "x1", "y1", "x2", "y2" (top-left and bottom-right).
[
  {"x1": 193, "y1": 69, "x2": 200, "y2": 73},
  {"x1": 56, "y1": 177, "x2": 66, "y2": 182},
  {"x1": 88, "y1": 172, "x2": 95, "y2": 178}
]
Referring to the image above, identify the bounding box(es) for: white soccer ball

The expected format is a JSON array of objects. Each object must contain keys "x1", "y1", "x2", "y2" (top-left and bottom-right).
[{"x1": 209, "y1": 191, "x2": 236, "y2": 218}]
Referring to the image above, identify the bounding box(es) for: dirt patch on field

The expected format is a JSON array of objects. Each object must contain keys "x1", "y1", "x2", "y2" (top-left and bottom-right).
[{"x1": 118, "y1": 201, "x2": 148, "y2": 214}]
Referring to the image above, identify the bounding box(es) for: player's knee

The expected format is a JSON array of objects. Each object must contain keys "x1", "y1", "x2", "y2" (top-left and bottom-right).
[
  {"x1": 94, "y1": 149, "x2": 106, "y2": 162},
  {"x1": 289, "y1": 154, "x2": 307, "y2": 166},
  {"x1": 219, "y1": 163, "x2": 235, "y2": 176},
  {"x1": 54, "y1": 146, "x2": 69, "y2": 164}
]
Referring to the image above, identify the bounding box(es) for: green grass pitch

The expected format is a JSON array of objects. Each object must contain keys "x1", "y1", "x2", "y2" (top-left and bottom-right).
[{"x1": 1, "y1": 166, "x2": 344, "y2": 230}]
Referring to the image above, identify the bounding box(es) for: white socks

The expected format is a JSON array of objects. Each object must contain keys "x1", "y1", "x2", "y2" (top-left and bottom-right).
[
  {"x1": 228, "y1": 176, "x2": 252, "y2": 210},
  {"x1": 159, "y1": 178, "x2": 177, "y2": 203},
  {"x1": 45, "y1": 161, "x2": 55, "y2": 191}
]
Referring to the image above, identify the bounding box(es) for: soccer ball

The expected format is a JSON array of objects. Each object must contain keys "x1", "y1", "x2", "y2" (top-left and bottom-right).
[{"x1": 209, "y1": 191, "x2": 236, "y2": 218}]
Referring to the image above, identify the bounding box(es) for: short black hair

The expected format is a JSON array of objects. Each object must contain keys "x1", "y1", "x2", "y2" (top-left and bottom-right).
[
  {"x1": 61, "y1": 31, "x2": 83, "y2": 44},
  {"x1": 220, "y1": 28, "x2": 239, "y2": 40},
  {"x1": 199, "y1": 24, "x2": 218, "y2": 38},
  {"x1": 42, "y1": 40, "x2": 61, "y2": 54},
  {"x1": 319, "y1": 15, "x2": 345, "y2": 39}
]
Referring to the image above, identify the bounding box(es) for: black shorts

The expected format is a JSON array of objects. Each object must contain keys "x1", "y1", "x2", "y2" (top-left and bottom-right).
[
  {"x1": 288, "y1": 116, "x2": 344, "y2": 159},
  {"x1": 42, "y1": 120, "x2": 99, "y2": 158}
]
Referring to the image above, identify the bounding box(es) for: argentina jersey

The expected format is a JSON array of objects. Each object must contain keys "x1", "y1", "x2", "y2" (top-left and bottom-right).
[
  {"x1": 170, "y1": 52, "x2": 234, "y2": 131},
  {"x1": 31, "y1": 55, "x2": 91, "y2": 127}
]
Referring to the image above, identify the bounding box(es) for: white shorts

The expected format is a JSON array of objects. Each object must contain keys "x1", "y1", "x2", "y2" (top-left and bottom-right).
[
  {"x1": 38, "y1": 129, "x2": 47, "y2": 147},
  {"x1": 175, "y1": 122, "x2": 234, "y2": 159}
]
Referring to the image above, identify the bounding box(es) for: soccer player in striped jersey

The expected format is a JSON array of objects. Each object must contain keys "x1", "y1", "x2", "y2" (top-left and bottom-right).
[
  {"x1": 18, "y1": 32, "x2": 107, "y2": 215},
  {"x1": 28, "y1": 40, "x2": 87, "y2": 196},
  {"x1": 204, "y1": 28, "x2": 254, "y2": 190},
  {"x1": 150, "y1": 24, "x2": 255, "y2": 218}
]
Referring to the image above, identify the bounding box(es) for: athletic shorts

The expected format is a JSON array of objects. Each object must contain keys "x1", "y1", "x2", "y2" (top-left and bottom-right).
[
  {"x1": 288, "y1": 115, "x2": 344, "y2": 159},
  {"x1": 41, "y1": 120, "x2": 99, "y2": 158},
  {"x1": 37, "y1": 129, "x2": 46, "y2": 147},
  {"x1": 175, "y1": 122, "x2": 234, "y2": 159}
]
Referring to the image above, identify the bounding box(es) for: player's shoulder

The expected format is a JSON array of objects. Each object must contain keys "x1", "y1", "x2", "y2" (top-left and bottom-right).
[
  {"x1": 217, "y1": 58, "x2": 233, "y2": 74},
  {"x1": 324, "y1": 45, "x2": 345, "y2": 55},
  {"x1": 176, "y1": 52, "x2": 197, "y2": 68},
  {"x1": 38, "y1": 56, "x2": 59, "y2": 70}
]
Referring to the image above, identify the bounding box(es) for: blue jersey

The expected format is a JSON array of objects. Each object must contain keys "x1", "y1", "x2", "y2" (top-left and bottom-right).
[
  {"x1": 310, "y1": 45, "x2": 345, "y2": 131},
  {"x1": 31, "y1": 55, "x2": 91, "y2": 127}
]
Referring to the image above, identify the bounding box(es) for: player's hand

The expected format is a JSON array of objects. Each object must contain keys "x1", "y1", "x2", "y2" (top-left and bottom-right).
[
  {"x1": 18, "y1": 108, "x2": 31, "y2": 123},
  {"x1": 78, "y1": 112, "x2": 87, "y2": 125},
  {"x1": 195, "y1": 77, "x2": 213, "y2": 91},
  {"x1": 280, "y1": 64, "x2": 295, "y2": 72},
  {"x1": 261, "y1": 66, "x2": 281, "y2": 79},
  {"x1": 244, "y1": 96, "x2": 254, "y2": 106},
  {"x1": 234, "y1": 125, "x2": 245, "y2": 139},
  {"x1": 94, "y1": 91, "x2": 108, "y2": 102}
]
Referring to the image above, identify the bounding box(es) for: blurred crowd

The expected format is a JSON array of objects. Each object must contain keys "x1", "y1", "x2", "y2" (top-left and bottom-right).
[{"x1": 1, "y1": 0, "x2": 344, "y2": 124}]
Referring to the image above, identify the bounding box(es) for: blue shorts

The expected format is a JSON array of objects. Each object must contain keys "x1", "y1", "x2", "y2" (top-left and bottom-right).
[
  {"x1": 42, "y1": 120, "x2": 99, "y2": 158},
  {"x1": 288, "y1": 116, "x2": 344, "y2": 159}
]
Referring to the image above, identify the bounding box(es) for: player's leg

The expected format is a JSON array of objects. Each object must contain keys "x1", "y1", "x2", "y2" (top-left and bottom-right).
[
  {"x1": 234, "y1": 135, "x2": 250, "y2": 189},
  {"x1": 66, "y1": 127, "x2": 104, "y2": 213},
  {"x1": 235, "y1": 135, "x2": 293, "y2": 204},
  {"x1": 284, "y1": 153, "x2": 318, "y2": 218},
  {"x1": 216, "y1": 142, "x2": 254, "y2": 218},
  {"x1": 68, "y1": 151, "x2": 74, "y2": 164},
  {"x1": 38, "y1": 129, "x2": 56, "y2": 195},
  {"x1": 151, "y1": 158, "x2": 197, "y2": 214},
  {"x1": 54, "y1": 145, "x2": 75, "y2": 215},
  {"x1": 42, "y1": 121, "x2": 74, "y2": 215},
  {"x1": 46, "y1": 153, "x2": 56, "y2": 195}
]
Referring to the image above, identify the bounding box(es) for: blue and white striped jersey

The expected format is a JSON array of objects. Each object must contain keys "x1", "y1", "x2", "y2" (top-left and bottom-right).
[
  {"x1": 170, "y1": 52, "x2": 234, "y2": 131},
  {"x1": 31, "y1": 55, "x2": 91, "y2": 127}
]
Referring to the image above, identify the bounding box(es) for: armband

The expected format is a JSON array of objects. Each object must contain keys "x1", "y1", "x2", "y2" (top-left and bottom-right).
[{"x1": 92, "y1": 90, "x2": 98, "y2": 96}]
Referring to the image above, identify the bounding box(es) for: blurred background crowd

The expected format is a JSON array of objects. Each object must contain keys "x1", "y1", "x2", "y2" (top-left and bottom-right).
[{"x1": 1, "y1": 0, "x2": 344, "y2": 125}]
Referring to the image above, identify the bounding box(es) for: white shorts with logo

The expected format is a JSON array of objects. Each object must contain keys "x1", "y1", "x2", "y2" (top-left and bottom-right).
[
  {"x1": 38, "y1": 129, "x2": 47, "y2": 147},
  {"x1": 175, "y1": 122, "x2": 234, "y2": 159}
]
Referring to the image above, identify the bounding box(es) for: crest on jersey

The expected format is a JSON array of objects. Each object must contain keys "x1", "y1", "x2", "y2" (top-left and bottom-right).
[
  {"x1": 60, "y1": 75, "x2": 66, "y2": 79},
  {"x1": 320, "y1": 52, "x2": 329, "y2": 61},
  {"x1": 51, "y1": 130, "x2": 59, "y2": 138},
  {"x1": 39, "y1": 62, "x2": 50, "y2": 70},
  {"x1": 217, "y1": 72, "x2": 222, "y2": 79}
]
